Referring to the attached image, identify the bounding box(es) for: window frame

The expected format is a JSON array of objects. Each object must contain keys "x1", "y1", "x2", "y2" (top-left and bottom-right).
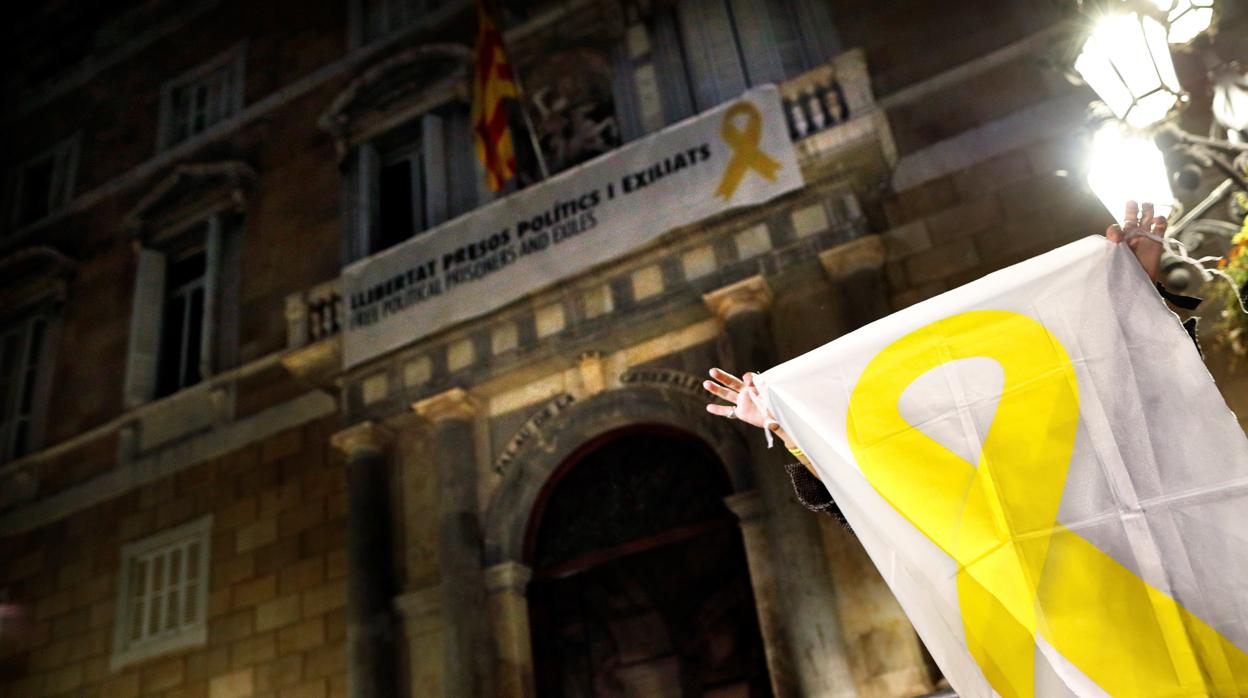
[
  {"x1": 347, "y1": 98, "x2": 480, "y2": 261},
  {"x1": 0, "y1": 312, "x2": 51, "y2": 465},
  {"x1": 5, "y1": 134, "x2": 80, "y2": 234},
  {"x1": 157, "y1": 44, "x2": 247, "y2": 152},
  {"x1": 157, "y1": 234, "x2": 210, "y2": 398},
  {"x1": 111, "y1": 515, "x2": 213, "y2": 671}
]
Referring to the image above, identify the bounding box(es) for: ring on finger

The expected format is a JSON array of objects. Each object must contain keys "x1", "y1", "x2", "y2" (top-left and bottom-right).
[{"x1": 728, "y1": 407, "x2": 738, "y2": 420}]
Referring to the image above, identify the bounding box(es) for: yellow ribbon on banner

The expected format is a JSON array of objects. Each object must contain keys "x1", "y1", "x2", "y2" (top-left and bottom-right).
[
  {"x1": 715, "y1": 102, "x2": 782, "y2": 199},
  {"x1": 846, "y1": 310, "x2": 1248, "y2": 697}
]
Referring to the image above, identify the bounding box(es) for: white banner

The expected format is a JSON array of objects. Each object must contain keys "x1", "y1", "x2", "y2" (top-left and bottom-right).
[
  {"x1": 343, "y1": 85, "x2": 803, "y2": 367},
  {"x1": 761, "y1": 237, "x2": 1248, "y2": 696}
]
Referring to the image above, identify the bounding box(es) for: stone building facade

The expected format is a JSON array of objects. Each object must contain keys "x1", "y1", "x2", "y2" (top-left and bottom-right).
[{"x1": 1, "y1": 1, "x2": 1245, "y2": 697}]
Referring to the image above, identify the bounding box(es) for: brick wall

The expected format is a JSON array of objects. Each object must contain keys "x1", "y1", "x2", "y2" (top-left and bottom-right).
[{"x1": 0, "y1": 417, "x2": 348, "y2": 698}]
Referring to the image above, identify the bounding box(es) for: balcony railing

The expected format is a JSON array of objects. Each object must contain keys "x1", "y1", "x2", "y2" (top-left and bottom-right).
[
  {"x1": 284, "y1": 51, "x2": 876, "y2": 353},
  {"x1": 285, "y1": 279, "x2": 343, "y2": 350},
  {"x1": 781, "y1": 63, "x2": 851, "y2": 140}
]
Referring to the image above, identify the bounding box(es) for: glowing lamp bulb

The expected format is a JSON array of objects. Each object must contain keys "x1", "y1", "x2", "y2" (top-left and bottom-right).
[{"x1": 1087, "y1": 123, "x2": 1174, "y2": 220}]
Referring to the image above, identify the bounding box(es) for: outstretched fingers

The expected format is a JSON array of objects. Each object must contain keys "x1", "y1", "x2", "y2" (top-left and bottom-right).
[
  {"x1": 703, "y1": 379, "x2": 739, "y2": 404},
  {"x1": 708, "y1": 367, "x2": 744, "y2": 391}
]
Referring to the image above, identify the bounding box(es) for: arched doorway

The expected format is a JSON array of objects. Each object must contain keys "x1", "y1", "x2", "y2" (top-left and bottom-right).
[{"x1": 524, "y1": 425, "x2": 772, "y2": 697}]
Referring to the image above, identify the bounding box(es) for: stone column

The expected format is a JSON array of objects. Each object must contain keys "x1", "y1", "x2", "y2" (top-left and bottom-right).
[
  {"x1": 394, "y1": 586, "x2": 446, "y2": 696},
  {"x1": 485, "y1": 562, "x2": 536, "y2": 698},
  {"x1": 704, "y1": 276, "x2": 856, "y2": 698},
  {"x1": 819, "y1": 235, "x2": 890, "y2": 333},
  {"x1": 723, "y1": 490, "x2": 797, "y2": 696},
  {"x1": 331, "y1": 421, "x2": 398, "y2": 698},
  {"x1": 413, "y1": 389, "x2": 491, "y2": 698}
]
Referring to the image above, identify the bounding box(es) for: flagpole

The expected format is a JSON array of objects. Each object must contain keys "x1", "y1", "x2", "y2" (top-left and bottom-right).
[{"x1": 489, "y1": 4, "x2": 550, "y2": 181}]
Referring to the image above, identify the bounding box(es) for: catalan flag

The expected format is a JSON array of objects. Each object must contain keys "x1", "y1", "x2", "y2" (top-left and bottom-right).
[{"x1": 472, "y1": 0, "x2": 518, "y2": 192}]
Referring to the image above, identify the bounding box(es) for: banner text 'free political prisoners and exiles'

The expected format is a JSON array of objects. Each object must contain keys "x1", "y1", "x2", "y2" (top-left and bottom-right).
[{"x1": 342, "y1": 85, "x2": 804, "y2": 368}]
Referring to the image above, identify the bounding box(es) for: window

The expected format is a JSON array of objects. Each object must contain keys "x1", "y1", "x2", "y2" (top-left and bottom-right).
[
  {"x1": 124, "y1": 210, "x2": 240, "y2": 406},
  {"x1": 159, "y1": 47, "x2": 245, "y2": 150},
  {"x1": 612, "y1": 0, "x2": 839, "y2": 139},
  {"x1": 347, "y1": 103, "x2": 479, "y2": 260},
  {"x1": 112, "y1": 516, "x2": 211, "y2": 669},
  {"x1": 0, "y1": 314, "x2": 48, "y2": 464},
  {"x1": 158, "y1": 237, "x2": 209, "y2": 396},
  {"x1": 354, "y1": 0, "x2": 450, "y2": 45},
  {"x1": 7, "y1": 136, "x2": 78, "y2": 231}
]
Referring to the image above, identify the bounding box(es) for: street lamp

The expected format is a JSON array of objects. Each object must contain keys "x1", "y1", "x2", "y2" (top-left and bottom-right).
[
  {"x1": 1072, "y1": 0, "x2": 1248, "y2": 299},
  {"x1": 1074, "y1": 7, "x2": 1182, "y2": 128}
]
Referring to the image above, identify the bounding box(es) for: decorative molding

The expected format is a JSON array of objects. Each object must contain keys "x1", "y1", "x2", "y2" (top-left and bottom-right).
[
  {"x1": 484, "y1": 561, "x2": 533, "y2": 595},
  {"x1": 330, "y1": 420, "x2": 392, "y2": 456},
  {"x1": 492, "y1": 394, "x2": 576, "y2": 475},
  {"x1": 0, "y1": 245, "x2": 77, "y2": 310},
  {"x1": 318, "y1": 44, "x2": 472, "y2": 155},
  {"x1": 577, "y1": 351, "x2": 607, "y2": 397},
  {"x1": 617, "y1": 367, "x2": 706, "y2": 400},
  {"x1": 412, "y1": 387, "x2": 480, "y2": 423},
  {"x1": 819, "y1": 235, "x2": 887, "y2": 282},
  {"x1": 122, "y1": 160, "x2": 256, "y2": 235},
  {"x1": 702, "y1": 276, "x2": 774, "y2": 320}
]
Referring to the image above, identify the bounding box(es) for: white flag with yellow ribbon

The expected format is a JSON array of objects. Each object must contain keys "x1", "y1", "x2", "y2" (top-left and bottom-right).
[{"x1": 759, "y1": 236, "x2": 1248, "y2": 697}]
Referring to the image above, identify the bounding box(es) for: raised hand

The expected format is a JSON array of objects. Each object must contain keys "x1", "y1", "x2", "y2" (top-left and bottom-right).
[{"x1": 1106, "y1": 199, "x2": 1166, "y2": 283}]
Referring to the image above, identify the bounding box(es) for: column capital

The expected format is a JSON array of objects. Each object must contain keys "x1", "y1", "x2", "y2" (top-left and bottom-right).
[
  {"x1": 702, "y1": 276, "x2": 773, "y2": 320},
  {"x1": 819, "y1": 235, "x2": 886, "y2": 282},
  {"x1": 485, "y1": 561, "x2": 533, "y2": 596},
  {"x1": 412, "y1": 387, "x2": 480, "y2": 422},
  {"x1": 330, "y1": 420, "x2": 391, "y2": 456},
  {"x1": 724, "y1": 490, "x2": 769, "y2": 523}
]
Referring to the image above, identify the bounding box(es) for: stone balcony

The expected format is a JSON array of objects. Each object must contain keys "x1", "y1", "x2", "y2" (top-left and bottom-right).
[{"x1": 280, "y1": 49, "x2": 893, "y2": 386}]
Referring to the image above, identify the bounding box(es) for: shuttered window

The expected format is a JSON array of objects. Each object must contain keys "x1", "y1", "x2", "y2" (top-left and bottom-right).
[
  {"x1": 0, "y1": 314, "x2": 48, "y2": 464},
  {"x1": 612, "y1": 0, "x2": 840, "y2": 136},
  {"x1": 7, "y1": 136, "x2": 78, "y2": 232},
  {"x1": 112, "y1": 516, "x2": 212, "y2": 669},
  {"x1": 124, "y1": 213, "x2": 234, "y2": 407},
  {"x1": 346, "y1": 103, "x2": 478, "y2": 260},
  {"x1": 159, "y1": 47, "x2": 245, "y2": 150}
]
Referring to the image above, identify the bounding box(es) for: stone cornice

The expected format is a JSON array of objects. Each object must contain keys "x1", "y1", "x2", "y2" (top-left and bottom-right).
[
  {"x1": 702, "y1": 276, "x2": 774, "y2": 320},
  {"x1": 412, "y1": 388, "x2": 480, "y2": 422},
  {"x1": 330, "y1": 420, "x2": 392, "y2": 456},
  {"x1": 819, "y1": 235, "x2": 887, "y2": 282},
  {"x1": 485, "y1": 561, "x2": 533, "y2": 595}
]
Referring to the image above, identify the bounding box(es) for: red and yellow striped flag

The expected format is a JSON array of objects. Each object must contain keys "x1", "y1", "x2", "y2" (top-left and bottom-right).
[{"x1": 472, "y1": 0, "x2": 518, "y2": 192}]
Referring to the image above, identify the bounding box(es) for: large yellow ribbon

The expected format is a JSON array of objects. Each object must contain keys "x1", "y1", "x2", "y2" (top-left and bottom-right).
[
  {"x1": 715, "y1": 102, "x2": 782, "y2": 199},
  {"x1": 846, "y1": 310, "x2": 1248, "y2": 697}
]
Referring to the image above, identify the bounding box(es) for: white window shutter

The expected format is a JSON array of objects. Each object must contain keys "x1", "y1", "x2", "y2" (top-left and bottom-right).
[
  {"x1": 728, "y1": 0, "x2": 787, "y2": 85},
  {"x1": 445, "y1": 107, "x2": 479, "y2": 219},
  {"x1": 199, "y1": 215, "x2": 222, "y2": 380},
  {"x1": 676, "y1": 0, "x2": 748, "y2": 111},
  {"x1": 650, "y1": 11, "x2": 695, "y2": 124},
  {"x1": 357, "y1": 143, "x2": 381, "y2": 257},
  {"x1": 610, "y1": 40, "x2": 645, "y2": 143},
  {"x1": 789, "y1": 0, "x2": 841, "y2": 69},
  {"x1": 421, "y1": 112, "x2": 448, "y2": 228},
  {"x1": 123, "y1": 248, "x2": 167, "y2": 408}
]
